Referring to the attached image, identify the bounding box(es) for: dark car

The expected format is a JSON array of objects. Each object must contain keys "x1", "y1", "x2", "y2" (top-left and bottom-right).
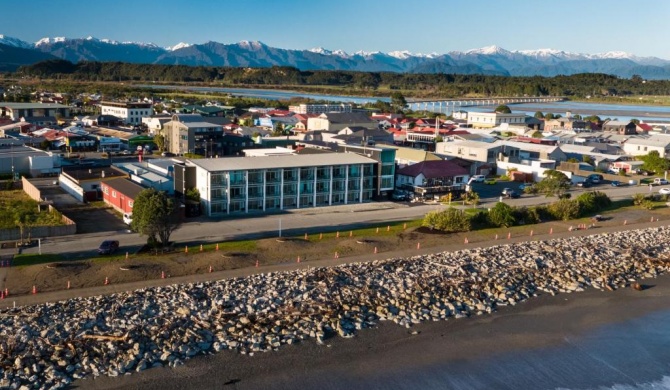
[
  {"x1": 577, "y1": 180, "x2": 592, "y2": 188},
  {"x1": 610, "y1": 180, "x2": 626, "y2": 187},
  {"x1": 161, "y1": 152, "x2": 176, "y2": 157},
  {"x1": 508, "y1": 191, "x2": 520, "y2": 199},
  {"x1": 502, "y1": 188, "x2": 520, "y2": 198},
  {"x1": 98, "y1": 240, "x2": 119, "y2": 255}
]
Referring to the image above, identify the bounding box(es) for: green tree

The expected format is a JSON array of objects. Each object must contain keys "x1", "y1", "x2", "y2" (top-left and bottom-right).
[
  {"x1": 535, "y1": 170, "x2": 571, "y2": 197},
  {"x1": 582, "y1": 155, "x2": 594, "y2": 165},
  {"x1": 130, "y1": 188, "x2": 181, "y2": 247},
  {"x1": 495, "y1": 105, "x2": 511, "y2": 114},
  {"x1": 185, "y1": 188, "x2": 201, "y2": 202},
  {"x1": 531, "y1": 130, "x2": 544, "y2": 138},
  {"x1": 153, "y1": 133, "x2": 166, "y2": 152},
  {"x1": 534, "y1": 111, "x2": 544, "y2": 119},
  {"x1": 488, "y1": 202, "x2": 515, "y2": 227},
  {"x1": 544, "y1": 113, "x2": 555, "y2": 120},
  {"x1": 549, "y1": 199, "x2": 581, "y2": 220},
  {"x1": 639, "y1": 151, "x2": 670, "y2": 174},
  {"x1": 630, "y1": 118, "x2": 640, "y2": 125},
  {"x1": 390, "y1": 92, "x2": 407, "y2": 113}
]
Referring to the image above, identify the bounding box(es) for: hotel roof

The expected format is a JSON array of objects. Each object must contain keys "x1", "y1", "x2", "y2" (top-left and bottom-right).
[{"x1": 188, "y1": 153, "x2": 377, "y2": 171}]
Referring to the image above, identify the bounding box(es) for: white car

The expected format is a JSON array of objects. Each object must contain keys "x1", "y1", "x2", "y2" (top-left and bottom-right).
[
  {"x1": 470, "y1": 175, "x2": 486, "y2": 183},
  {"x1": 659, "y1": 188, "x2": 670, "y2": 195},
  {"x1": 123, "y1": 213, "x2": 133, "y2": 225}
]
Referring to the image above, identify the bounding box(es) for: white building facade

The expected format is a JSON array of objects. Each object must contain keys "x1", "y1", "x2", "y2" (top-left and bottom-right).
[
  {"x1": 467, "y1": 112, "x2": 527, "y2": 129},
  {"x1": 188, "y1": 154, "x2": 377, "y2": 216},
  {"x1": 100, "y1": 101, "x2": 153, "y2": 125},
  {"x1": 288, "y1": 103, "x2": 352, "y2": 115}
]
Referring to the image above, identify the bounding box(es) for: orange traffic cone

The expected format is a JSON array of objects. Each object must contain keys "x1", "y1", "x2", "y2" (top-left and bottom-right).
[
  {"x1": 255, "y1": 260, "x2": 259, "y2": 268},
  {"x1": 334, "y1": 251, "x2": 339, "y2": 259},
  {"x1": 349, "y1": 231, "x2": 353, "y2": 237},
  {"x1": 67, "y1": 281, "x2": 70, "y2": 290},
  {"x1": 530, "y1": 230, "x2": 534, "y2": 237},
  {"x1": 32, "y1": 285, "x2": 37, "y2": 294},
  {"x1": 104, "y1": 277, "x2": 109, "y2": 285},
  {"x1": 297, "y1": 256, "x2": 301, "y2": 263},
  {"x1": 200, "y1": 244, "x2": 203, "y2": 252},
  {"x1": 464, "y1": 237, "x2": 469, "y2": 244},
  {"x1": 161, "y1": 271, "x2": 165, "y2": 279},
  {"x1": 624, "y1": 220, "x2": 627, "y2": 225},
  {"x1": 125, "y1": 252, "x2": 129, "y2": 260},
  {"x1": 374, "y1": 247, "x2": 378, "y2": 254},
  {"x1": 550, "y1": 227, "x2": 553, "y2": 235},
  {"x1": 4, "y1": 288, "x2": 7, "y2": 297},
  {"x1": 1, "y1": 292, "x2": 4, "y2": 300},
  {"x1": 336, "y1": 231, "x2": 340, "y2": 238},
  {"x1": 495, "y1": 234, "x2": 498, "y2": 240},
  {"x1": 185, "y1": 246, "x2": 188, "y2": 253},
  {"x1": 417, "y1": 242, "x2": 421, "y2": 249},
  {"x1": 387, "y1": 225, "x2": 390, "y2": 231},
  {"x1": 216, "y1": 243, "x2": 219, "y2": 251},
  {"x1": 403, "y1": 223, "x2": 407, "y2": 229},
  {"x1": 376, "y1": 227, "x2": 379, "y2": 233},
  {"x1": 209, "y1": 265, "x2": 213, "y2": 273},
  {"x1": 319, "y1": 233, "x2": 323, "y2": 240},
  {"x1": 304, "y1": 233, "x2": 308, "y2": 240},
  {"x1": 507, "y1": 232, "x2": 511, "y2": 239}
]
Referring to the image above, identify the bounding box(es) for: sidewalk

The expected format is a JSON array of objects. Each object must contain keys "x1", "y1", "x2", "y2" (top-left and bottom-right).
[{"x1": 2, "y1": 218, "x2": 668, "y2": 310}]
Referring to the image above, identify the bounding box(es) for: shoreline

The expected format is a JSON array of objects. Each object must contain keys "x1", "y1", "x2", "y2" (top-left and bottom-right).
[{"x1": 77, "y1": 271, "x2": 670, "y2": 390}]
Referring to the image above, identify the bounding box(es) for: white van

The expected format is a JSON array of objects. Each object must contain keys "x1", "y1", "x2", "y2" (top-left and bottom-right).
[{"x1": 123, "y1": 213, "x2": 133, "y2": 225}]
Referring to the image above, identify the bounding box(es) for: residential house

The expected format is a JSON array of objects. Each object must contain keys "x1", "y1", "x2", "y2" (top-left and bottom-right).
[
  {"x1": 602, "y1": 120, "x2": 637, "y2": 135},
  {"x1": 622, "y1": 136, "x2": 670, "y2": 158},
  {"x1": 142, "y1": 114, "x2": 172, "y2": 135},
  {"x1": 307, "y1": 112, "x2": 377, "y2": 132},
  {"x1": 396, "y1": 160, "x2": 469, "y2": 199},
  {"x1": 543, "y1": 117, "x2": 589, "y2": 132},
  {"x1": 101, "y1": 178, "x2": 146, "y2": 214}
]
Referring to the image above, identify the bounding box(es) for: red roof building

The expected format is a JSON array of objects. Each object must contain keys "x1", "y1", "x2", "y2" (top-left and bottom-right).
[{"x1": 101, "y1": 178, "x2": 146, "y2": 214}]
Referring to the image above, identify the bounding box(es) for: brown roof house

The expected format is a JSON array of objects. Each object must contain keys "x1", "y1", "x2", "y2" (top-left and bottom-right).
[{"x1": 396, "y1": 160, "x2": 469, "y2": 199}]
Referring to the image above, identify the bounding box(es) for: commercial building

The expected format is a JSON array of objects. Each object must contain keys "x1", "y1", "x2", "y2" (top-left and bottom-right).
[
  {"x1": 101, "y1": 178, "x2": 146, "y2": 214},
  {"x1": 162, "y1": 114, "x2": 224, "y2": 156},
  {"x1": 467, "y1": 112, "x2": 527, "y2": 129},
  {"x1": 288, "y1": 103, "x2": 352, "y2": 115},
  {"x1": 0, "y1": 102, "x2": 70, "y2": 121},
  {"x1": 100, "y1": 101, "x2": 153, "y2": 125},
  {"x1": 182, "y1": 153, "x2": 377, "y2": 216}
]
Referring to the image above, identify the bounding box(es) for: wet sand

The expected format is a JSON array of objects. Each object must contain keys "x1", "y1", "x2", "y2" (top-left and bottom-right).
[{"x1": 73, "y1": 272, "x2": 670, "y2": 390}]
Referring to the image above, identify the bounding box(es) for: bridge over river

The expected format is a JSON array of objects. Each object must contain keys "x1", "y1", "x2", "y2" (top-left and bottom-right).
[{"x1": 406, "y1": 96, "x2": 566, "y2": 113}]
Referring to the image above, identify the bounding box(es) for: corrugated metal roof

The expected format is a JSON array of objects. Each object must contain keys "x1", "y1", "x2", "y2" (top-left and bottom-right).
[
  {"x1": 188, "y1": 153, "x2": 377, "y2": 172},
  {"x1": 0, "y1": 103, "x2": 69, "y2": 109}
]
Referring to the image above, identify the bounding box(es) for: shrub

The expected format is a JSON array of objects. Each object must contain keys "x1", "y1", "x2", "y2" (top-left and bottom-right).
[
  {"x1": 513, "y1": 206, "x2": 541, "y2": 225},
  {"x1": 463, "y1": 191, "x2": 480, "y2": 205},
  {"x1": 576, "y1": 191, "x2": 611, "y2": 216},
  {"x1": 632, "y1": 193, "x2": 646, "y2": 206},
  {"x1": 488, "y1": 202, "x2": 515, "y2": 227},
  {"x1": 641, "y1": 199, "x2": 655, "y2": 210},
  {"x1": 549, "y1": 199, "x2": 581, "y2": 220},
  {"x1": 469, "y1": 210, "x2": 491, "y2": 229},
  {"x1": 422, "y1": 208, "x2": 471, "y2": 233},
  {"x1": 533, "y1": 205, "x2": 554, "y2": 221}
]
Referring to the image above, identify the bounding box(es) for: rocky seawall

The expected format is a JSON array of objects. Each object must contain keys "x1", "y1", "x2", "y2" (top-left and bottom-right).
[{"x1": 2, "y1": 227, "x2": 670, "y2": 389}]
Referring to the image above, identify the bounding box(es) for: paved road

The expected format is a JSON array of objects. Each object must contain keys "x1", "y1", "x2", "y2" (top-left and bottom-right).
[{"x1": 13, "y1": 182, "x2": 662, "y2": 259}]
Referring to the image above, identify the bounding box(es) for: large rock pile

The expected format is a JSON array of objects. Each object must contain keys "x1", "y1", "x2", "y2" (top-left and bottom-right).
[{"x1": 2, "y1": 226, "x2": 670, "y2": 389}]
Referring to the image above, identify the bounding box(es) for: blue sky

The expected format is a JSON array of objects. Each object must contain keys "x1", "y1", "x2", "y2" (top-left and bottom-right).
[{"x1": 3, "y1": 0, "x2": 669, "y2": 59}]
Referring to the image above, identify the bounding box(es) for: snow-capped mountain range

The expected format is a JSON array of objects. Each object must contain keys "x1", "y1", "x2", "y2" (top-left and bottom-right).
[{"x1": 1, "y1": 35, "x2": 670, "y2": 79}]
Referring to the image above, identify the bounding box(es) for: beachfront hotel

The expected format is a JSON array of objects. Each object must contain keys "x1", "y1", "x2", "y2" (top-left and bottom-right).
[{"x1": 180, "y1": 153, "x2": 378, "y2": 216}]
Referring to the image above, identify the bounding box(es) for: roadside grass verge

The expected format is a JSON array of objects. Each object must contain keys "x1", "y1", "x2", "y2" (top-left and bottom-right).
[{"x1": 13, "y1": 253, "x2": 65, "y2": 267}]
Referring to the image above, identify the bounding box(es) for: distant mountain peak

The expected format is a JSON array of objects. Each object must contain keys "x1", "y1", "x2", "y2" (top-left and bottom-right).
[
  {"x1": 237, "y1": 40, "x2": 265, "y2": 50},
  {"x1": 0, "y1": 34, "x2": 31, "y2": 49},
  {"x1": 35, "y1": 36, "x2": 67, "y2": 46},
  {"x1": 168, "y1": 42, "x2": 192, "y2": 51},
  {"x1": 466, "y1": 45, "x2": 511, "y2": 55}
]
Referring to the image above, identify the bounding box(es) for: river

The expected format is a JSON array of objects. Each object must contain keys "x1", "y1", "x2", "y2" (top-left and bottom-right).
[{"x1": 138, "y1": 84, "x2": 670, "y2": 122}]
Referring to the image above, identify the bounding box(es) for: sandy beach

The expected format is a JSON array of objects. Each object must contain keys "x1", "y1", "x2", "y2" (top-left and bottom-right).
[{"x1": 72, "y1": 268, "x2": 670, "y2": 390}]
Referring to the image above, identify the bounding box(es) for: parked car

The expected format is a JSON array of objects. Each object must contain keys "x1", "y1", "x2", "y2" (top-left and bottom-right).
[
  {"x1": 98, "y1": 240, "x2": 119, "y2": 255},
  {"x1": 502, "y1": 188, "x2": 520, "y2": 198},
  {"x1": 470, "y1": 175, "x2": 486, "y2": 183},
  {"x1": 391, "y1": 191, "x2": 409, "y2": 201},
  {"x1": 123, "y1": 213, "x2": 133, "y2": 225},
  {"x1": 653, "y1": 178, "x2": 669, "y2": 185},
  {"x1": 161, "y1": 151, "x2": 176, "y2": 157},
  {"x1": 610, "y1": 180, "x2": 626, "y2": 187},
  {"x1": 120, "y1": 150, "x2": 133, "y2": 156},
  {"x1": 636, "y1": 169, "x2": 654, "y2": 176},
  {"x1": 660, "y1": 188, "x2": 670, "y2": 195},
  {"x1": 587, "y1": 174, "x2": 603, "y2": 184}
]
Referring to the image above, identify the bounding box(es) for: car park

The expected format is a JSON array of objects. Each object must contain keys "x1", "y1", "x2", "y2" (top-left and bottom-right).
[
  {"x1": 660, "y1": 188, "x2": 670, "y2": 195},
  {"x1": 98, "y1": 240, "x2": 119, "y2": 255}
]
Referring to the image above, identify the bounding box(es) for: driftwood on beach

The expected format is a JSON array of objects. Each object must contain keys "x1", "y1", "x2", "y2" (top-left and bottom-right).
[{"x1": 0, "y1": 226, "x2": 670, "y2": 389}]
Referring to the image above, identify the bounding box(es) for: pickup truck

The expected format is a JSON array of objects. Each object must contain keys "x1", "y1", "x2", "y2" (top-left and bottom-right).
[{"x1": 653, "y1": 178, "x2": 669, "y2": 185}]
